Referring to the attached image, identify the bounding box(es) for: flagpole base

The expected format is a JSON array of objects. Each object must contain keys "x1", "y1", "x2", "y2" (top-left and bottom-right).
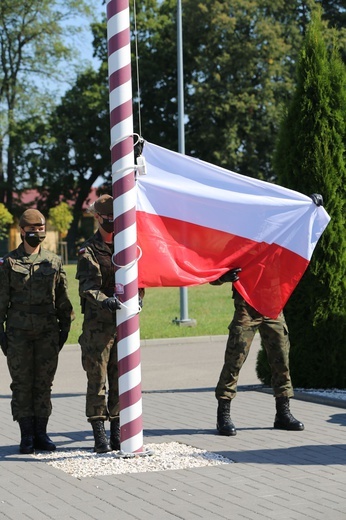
[
  {"x1": 172, "y1": 318, "x2": 197, "y2": 327},
  {"x1": 113, "y1": 448, "x2": 155, "y2": 459}
]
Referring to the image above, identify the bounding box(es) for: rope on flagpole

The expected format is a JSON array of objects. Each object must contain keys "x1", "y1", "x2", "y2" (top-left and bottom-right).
[
  {"x1": 133, "y1": 0, "x2": 143, "y2": 138},
  {"x1": 110, "y1": 133, "x2": 143, "y2": 151},
  {"x1": 112, "y1": 245, "x2": 143, "y2": 269}
]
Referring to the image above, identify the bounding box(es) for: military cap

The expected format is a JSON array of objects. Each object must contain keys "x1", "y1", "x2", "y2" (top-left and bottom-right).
[
  {"x1": 19, "y1": 209, "x2": 45, "y2": 227},
  {"x1": 93, "y1": 194, "x2": 113, "y2": 215}
]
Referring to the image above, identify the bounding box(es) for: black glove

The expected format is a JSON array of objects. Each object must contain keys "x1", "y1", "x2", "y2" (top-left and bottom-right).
[
  {"x1": 58, "y1": 330, "x2": 69, "y2": 351},
  {"x1": 210, "y1": 268, "x2": 242, "y2": 285},
  {"x1": 0, "y1": 331, "x2": 8, "y2": 356},
  {"x1": 220, "y1": 268, "x2": 242, "y2": 283},
  {"x1": 310, "y1": 193, "x2": 323, "y2": 206},
  {"x1": 102, "y1": 296, "x2": 121, "y2": 312}
]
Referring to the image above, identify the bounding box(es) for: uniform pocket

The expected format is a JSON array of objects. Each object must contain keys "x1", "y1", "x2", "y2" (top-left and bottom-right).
[
  {"x1": 32, "y1": 264, "x2": 57, "y2": 294},
  {"x1": 11, "y1": 263, "x2": 30, "y2": 288}
]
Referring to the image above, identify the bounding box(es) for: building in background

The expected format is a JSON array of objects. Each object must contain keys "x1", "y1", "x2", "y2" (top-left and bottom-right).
[{"x1": 0, "y1": 188, "x2": 100, "y2": 261}]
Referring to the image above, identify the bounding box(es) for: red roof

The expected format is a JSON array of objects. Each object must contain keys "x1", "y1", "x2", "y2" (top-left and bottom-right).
[{"x1": 12, "y1": 188, "x2": 100, "y2": 210}]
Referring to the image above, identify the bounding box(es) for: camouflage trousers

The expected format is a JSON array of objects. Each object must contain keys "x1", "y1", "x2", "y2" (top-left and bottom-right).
[
  {"x1": 79, "y1": 322, "x2": 119, "y2": 422},
  {"x1": 215, "y1": 294, "x2": 294, "y2": 401},
  {"x1": 6, "y1": 326, "x2": 59, "y2": 421}
]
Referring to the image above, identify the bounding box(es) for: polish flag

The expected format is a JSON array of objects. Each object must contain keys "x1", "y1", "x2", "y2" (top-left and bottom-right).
[{"x1": 136, "y1": 141, "x2": 330, "y2": 318}]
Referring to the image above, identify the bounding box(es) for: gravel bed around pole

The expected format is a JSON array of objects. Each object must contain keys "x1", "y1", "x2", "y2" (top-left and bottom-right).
[{"x1": 33, "y1": 441, "x2": 233, "y2": 479}]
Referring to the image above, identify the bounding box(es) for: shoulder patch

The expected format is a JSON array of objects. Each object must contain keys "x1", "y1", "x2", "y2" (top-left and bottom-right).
[
  {"x1": 0, "y1": 258, "x2": 3, "y2": 265},
  {"x1": 78, "y1": 247, "x2": 86, "y2": 255}
]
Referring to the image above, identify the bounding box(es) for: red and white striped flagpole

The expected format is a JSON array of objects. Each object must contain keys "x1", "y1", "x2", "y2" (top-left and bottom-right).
[{"x1": 107, "y1": 0, "x2": 143, "y2": 454}]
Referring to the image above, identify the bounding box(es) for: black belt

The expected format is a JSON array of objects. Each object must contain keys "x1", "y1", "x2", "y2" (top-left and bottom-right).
[{"x1": 10, "y1": 303, "x2": 56, "y2": 314}]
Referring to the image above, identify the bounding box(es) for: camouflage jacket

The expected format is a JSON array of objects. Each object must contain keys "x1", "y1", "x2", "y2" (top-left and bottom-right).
[
  {"x1": 76, "y1": 231, "x2": 116, "y2": 325},
  {"x1": 0, "y1": 243, "x2": 73, "y2": 332}
]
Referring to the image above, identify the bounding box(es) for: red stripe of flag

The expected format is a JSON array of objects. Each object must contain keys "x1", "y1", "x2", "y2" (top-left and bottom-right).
[{"x1": 137, "y1": 212, "x2": 308, "y2": 318}]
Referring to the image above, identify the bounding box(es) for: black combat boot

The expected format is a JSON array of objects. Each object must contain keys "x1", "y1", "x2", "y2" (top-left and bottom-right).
[
  {"x1": 110, "y1": 418, "x2": 120, "y2": 451},
  {"x1": 274, "y1": 397, "x2": 304, "y2": 431},
  {"x1": 18, "y1": 417, "x2": 35, "y2": 454},
  {"x1": 91, "y1": 420, "x2": 111, "y2": 453},
  {"x1": 216, "y1": 399, "x2": 237, "y2": 436},
  {"x1": 34, "y1": 417, "x2": 56, "y2": 451}
]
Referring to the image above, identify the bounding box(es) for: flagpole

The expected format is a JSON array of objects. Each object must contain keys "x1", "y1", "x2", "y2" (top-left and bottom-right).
[
  {"x1": 175, "y1": 0, "x2": 196, "y2": 328},
  {"x1": 106, "y1": 0, "x2": 144, "y2": 455}
]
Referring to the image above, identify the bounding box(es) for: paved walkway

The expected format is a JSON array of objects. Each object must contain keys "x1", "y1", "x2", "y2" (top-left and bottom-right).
[{"x1": 0, "y1": 335, "x2": 345, "y2": 520}]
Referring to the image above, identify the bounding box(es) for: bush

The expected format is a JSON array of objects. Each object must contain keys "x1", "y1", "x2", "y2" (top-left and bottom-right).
[{"x1": 0, "y1": 203, "x2": 13, "y2": 240}]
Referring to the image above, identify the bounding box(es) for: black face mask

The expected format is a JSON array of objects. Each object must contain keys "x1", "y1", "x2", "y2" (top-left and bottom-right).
[
  {"x1": 100, "y1": 219, "x2": 114, "y2": 234},
  {"x1": 24, "y1": 231, "x2": 46, "y2": 248}
]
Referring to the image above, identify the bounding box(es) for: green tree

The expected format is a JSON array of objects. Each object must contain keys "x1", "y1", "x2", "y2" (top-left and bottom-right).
[
  {"x1": 131, "y1": 0, "x2": 321, "y2": 179},
  {"x1": 134, "y1": 0, "x2": 346, "y2": 179},
  {"x1": 15, "y1": 1, "x2": 346, "y2": 260},
  {"x1": 0, "y1": 202, "x2": 13, "y2": 240},
  {"x1": 183, "y1": 0, "x2": 306, "y2": 179},
  {"x1": 18, "y1": 64, "x2": 111, "y2": 257},
  {"x1": 258, "y1": 7, "x2": 346, "y2": 388},
  {"x1": 49, "y1": 201, "x2": 73, "y2": 264},
  {"x1": 0, "y1": 0, "x2": 92, "y2": 210},
  {"x1": 48, "y1": 202, "x2": 73, "y2": 236}
]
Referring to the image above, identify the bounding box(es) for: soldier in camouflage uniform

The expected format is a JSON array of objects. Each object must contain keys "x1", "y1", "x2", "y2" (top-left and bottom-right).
[
  {"x1": 0, "y1": 209, "x2": 73, "y2": 454},
  {"x1": 76, "y1": 194, "x2": 144, "y2": 453},
  {"x1": 211, "y1": 269, "x2": 304, "y2": 436}
]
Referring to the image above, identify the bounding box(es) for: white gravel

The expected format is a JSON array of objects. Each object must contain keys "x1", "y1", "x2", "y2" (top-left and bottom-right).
[{"x1": 33, "y1": 442, "x2": 233, "y2": 479}]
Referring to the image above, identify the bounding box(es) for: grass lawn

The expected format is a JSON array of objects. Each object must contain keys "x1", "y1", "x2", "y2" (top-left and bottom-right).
[{"x1": 64, "y1": 264, "x2": 235, "y2": 344}]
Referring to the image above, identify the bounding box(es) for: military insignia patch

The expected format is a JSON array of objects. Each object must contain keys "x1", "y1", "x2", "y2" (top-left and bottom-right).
[{"x1": 78, "y1": 248, "x2": 86, "y2": 255}]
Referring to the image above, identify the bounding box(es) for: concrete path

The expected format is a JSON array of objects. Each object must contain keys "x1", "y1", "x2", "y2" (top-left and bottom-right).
[{"x1": 0, "y1": 335, "x2": 345, "y2": 520}]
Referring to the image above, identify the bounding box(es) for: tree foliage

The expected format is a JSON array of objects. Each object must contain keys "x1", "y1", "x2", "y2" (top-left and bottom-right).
[
  {"x1": 48, "y1": 202, "x2": 73, "y2": 235},
  {"x1": 0, "y1": 0, "x2": 92, "y2": 209},
  {"x1": 0, "y1": 202, "x2": 13, "y2": 240},
  {"x1": 257, "y1": 7, "x2": 346, "y2": 388},
  {"x1": 18, "y1": 63, "x2": 111, "y2": 256},
  {"x1": 133, "y1": 0, "x2": 305, "y2": 179},
  {"x1": 7, "y1": 0, "x2": 346, "y2": 262},
  {"x1": 129, "y1": 0, "x2": 346, "y2": 179}
]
